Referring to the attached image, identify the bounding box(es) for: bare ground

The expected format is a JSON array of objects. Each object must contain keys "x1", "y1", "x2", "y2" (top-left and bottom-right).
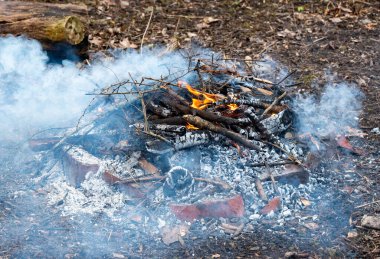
[{"x1": 9, "y1": 0, "x2": 380, "y2": 257}]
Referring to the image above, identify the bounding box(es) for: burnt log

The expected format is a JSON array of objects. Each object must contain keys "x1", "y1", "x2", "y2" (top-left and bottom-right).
[
  {"x1": 146, "y1": 131, "x2": 221, "y2": 154},
  {"x1": 183, "y1": 115, "x2": 261, "y2": 151},
  {"x1": 0, "y1": 1, "x2": 87, "y2": 45}
]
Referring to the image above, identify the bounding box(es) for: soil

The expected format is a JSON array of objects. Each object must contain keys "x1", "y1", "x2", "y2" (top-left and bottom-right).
[{"x1": 5, "y1": 0, "x2": 380, "y2": 258}]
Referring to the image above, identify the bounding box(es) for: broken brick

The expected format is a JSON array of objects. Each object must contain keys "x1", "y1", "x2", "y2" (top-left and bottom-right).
[
  {"x1": 336, "y1": 135, "x2": 363, "y2": 155},
  {"x1": 170, "y1": 195, "x2": 244, "y2": 221},
  {"x1": 261, "y1": 196, "x2": 281, "y2": 215},
  {"x1": 62, "y1": 145, "x2": 100, "y2": 187}
]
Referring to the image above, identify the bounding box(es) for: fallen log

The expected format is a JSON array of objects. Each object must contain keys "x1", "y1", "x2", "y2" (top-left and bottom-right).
[{"x1": 0, "y1": 1, "x2": 87, "y2": 45}]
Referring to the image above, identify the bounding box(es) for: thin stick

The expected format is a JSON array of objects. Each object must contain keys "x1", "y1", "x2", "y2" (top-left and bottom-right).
[
  {"x1": 255, "y1": 178, "x2": 268, "y2": 201},
  {"x1": 116, "y1": 175, "x2": 230, "y2": 190},
  {"x1": 261, "y1": 91, "x2": 287, "y2": 118},
  {"x1": 355, "y1": 200, "x2": 380, "y2": 209},
  {"x1": 266, "y1": 162, "x2": 279, "y2": 194},
  {"x1": 140, "y1": 8, "x2": 154, "y2": 55}
]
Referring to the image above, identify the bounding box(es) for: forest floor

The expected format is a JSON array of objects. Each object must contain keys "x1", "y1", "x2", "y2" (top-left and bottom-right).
[{"x1": 14, "y1": 0, "x2": 380, "y2": 257}]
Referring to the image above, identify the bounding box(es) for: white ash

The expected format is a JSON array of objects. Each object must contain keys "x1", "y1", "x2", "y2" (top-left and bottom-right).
[
  {"x1": 46, "y1": 171, "x2": 125, "y2": 217},
  {"x1": 102, "y1": 152, "x2": 145, "y2": 179}
]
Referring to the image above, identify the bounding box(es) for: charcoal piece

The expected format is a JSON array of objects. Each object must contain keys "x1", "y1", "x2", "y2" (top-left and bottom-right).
[{"x1": 163, "y1": 166, "x2": 195, "y2": 197}]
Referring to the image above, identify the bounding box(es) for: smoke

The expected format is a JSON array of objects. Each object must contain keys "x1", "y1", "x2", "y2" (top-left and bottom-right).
[
  {"x1": 0, "y1": 36, "x2": 191, "y2": 142},
  {"x1": 293, "y1": 82, "x2": 363, "y2": 138}
]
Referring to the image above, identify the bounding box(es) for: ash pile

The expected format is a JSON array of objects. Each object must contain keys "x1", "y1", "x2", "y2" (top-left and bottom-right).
[{"x1": 30, "y1": 52, "x2": 358, "y2": 244}]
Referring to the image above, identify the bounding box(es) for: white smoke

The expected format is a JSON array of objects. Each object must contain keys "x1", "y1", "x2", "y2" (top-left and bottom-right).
[
  {"x1": 0, "y1": 36, "x2": 191, "y2": 142},
  {"x1": 293, "y1": 82, "x2": 363, "y2": 137}
]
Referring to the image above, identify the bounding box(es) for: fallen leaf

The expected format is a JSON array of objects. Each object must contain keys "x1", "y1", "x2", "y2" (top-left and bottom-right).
[
  {"x1": 89, "y1": 36, "x2": 103, "y2": 46},
  {"x1": 119, "y1": 38, "x2": 138, "y2": 49},
  {"x1": 304, "y1": 222, "x2": 319, "y2": 230},
  {"x1": 161, "y1": 225, "x2": 189, "y2": 245},
  {"x1": 300, "y1": 198, "x2": 311, "y2": 207},
  {"x1": 196, "y1": 22, "x2": 210, "y2": 30},
  {"x1": 277, "y1": 29, "x2": 296, "y2": 38},
  {"x1": 261, "y1": 197, "x2": 281, "y2": 215},
  {"x1": 138, "y1": 159, "x2": 159, "y2": 176},
  {"x1": 329, "y1": 17, "x2": 342, "y2": 23},
  {"x1": 347, "y1": 230, "x2": 358, "y2": 238},
  {"x1": 364, "y1": 23, "x2": 377, "y2": 30},
  {"x1": 203, "y1": 17, "x2": 220, "y2": 24}
]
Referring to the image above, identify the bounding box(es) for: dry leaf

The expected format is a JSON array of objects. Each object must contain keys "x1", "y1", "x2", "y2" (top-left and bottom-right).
[
  {"x1": 161, "y1": 225, "x2": 189, "y2": 245},
  {"x1": 89, "y1": 36, "x2": 103, "y2": 46},
  {"x1": 277, "y1": 29, "x2": 296, "y2": 38},
  {"x1": 329, "y1": 17, "x2": 342, "y2": 23},
  {"x1": 119, "y1": 38, "x2": 138, "y2": 49},
  {"x1": 304, "y1": 222, "x2": 319, "y2": 230},
  {"x1": 203, "y1": 17, "x2": 220, "y2": 24},
  {"x1": 196, "y1": 22, "x2": 210, "y2": 30},
  {"x1": 347, "y1": 231, "x2": 358, "y2": 238},
  {"x1": 300, "y1": 198, "x2": 311, "y2": 207}
]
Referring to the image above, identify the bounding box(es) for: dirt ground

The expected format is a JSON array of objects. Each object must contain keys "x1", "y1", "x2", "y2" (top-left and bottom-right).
[{"x1": 12, "y1": 0, "x2": 380, "y2": 257}]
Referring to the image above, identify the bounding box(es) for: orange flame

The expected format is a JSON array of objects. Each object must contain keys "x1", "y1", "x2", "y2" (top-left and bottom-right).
[
  {"x1": 178, "y1": 81, "x2": 222, "y2": 110},
  {"x1": 227, "y1": 104, "x2": 239, "y2": 111},
  {"x1": 186, "y1": 123, "x2": 199, "y2": 130}
]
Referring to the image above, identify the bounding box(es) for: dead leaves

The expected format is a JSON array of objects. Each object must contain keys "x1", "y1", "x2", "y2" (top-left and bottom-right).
[
  {"x1": 161, "y1": 224, "x2": 189, "y2": 245},
  {"x1": 119, "y1": 38, "x2": 138, "y2": 49},
  {"x1": 196, "y1": 17, "x2": 220, "y2": 30}
]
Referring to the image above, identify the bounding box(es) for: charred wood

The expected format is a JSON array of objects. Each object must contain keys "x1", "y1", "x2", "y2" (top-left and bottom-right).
[
  {"x1": 133, "y1": 123, "x2": 186, "y2": 134},
  {"x1": 149, "y1": 116, "x2": 187, "y2": 125},
  {"x1": 183, "y1": 115, "x2": 261, "y2": 151},
  {"x1": 146, "y1": 131, "x2": 221, "y2": 154}
]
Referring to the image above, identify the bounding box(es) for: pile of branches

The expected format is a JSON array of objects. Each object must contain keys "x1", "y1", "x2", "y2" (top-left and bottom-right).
[{"x1": 92, "y1": 56, "x2": 301, "y2": 164}]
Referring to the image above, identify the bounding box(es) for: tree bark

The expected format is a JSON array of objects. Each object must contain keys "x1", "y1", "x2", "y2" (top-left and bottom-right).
[{"x1": 0, "y1": 1, "x2": 88, "y2": 45}]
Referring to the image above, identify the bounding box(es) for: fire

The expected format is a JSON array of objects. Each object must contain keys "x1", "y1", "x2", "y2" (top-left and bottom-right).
[
  {"x1": 178, "y1": 81, "x2": 222, "y2": 110},
  {"x1": 186, "y1": 123, "x2": 199, "y2": 130},
  {"x1": 227, "y1": 104, "x2": 239, "y2": 111}
]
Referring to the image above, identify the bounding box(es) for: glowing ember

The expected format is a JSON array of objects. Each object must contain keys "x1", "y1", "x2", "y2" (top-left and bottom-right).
[
  {"x1": 186, "y1": 123, "x2": 199, "y2": 130},
  {"x1": 227, "y1": 104, "x2": 239, "y2": 111}
]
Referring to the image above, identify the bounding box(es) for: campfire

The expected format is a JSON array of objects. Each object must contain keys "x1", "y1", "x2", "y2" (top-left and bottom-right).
[{"x1": 19, "y1": 43, "x2": 363, "y2": 246}]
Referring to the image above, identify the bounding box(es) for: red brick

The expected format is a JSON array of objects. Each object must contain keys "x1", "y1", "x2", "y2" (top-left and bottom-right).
[
  {"x1": 260, "y1": 196, "x2": 281, "y2": 215},
  {"x1": 62, "y1": 146, "x2": 100, "y2": 187},
  {"x1": 170, "y1": 195, "x2": 244, "y2": 221}
]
